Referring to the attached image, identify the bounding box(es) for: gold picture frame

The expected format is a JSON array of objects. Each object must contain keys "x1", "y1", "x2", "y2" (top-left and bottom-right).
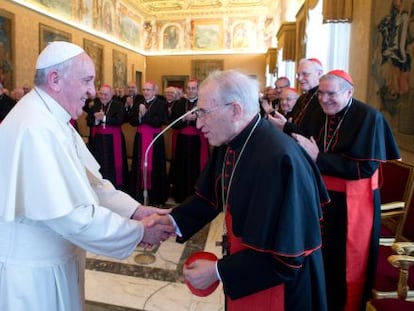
[
  {"x1": 191, "y1": 19, "x2": 223, "y2": 50},
  {"x1": 191, "y1": 59, "x2": 223, "y2": 82},
  {"x1": 83, "y1": 39, "x2": 104, "y2": 88},
  {"x1": 112, "y1": 49, "x2": 127, "y2": 89},
  {"x1": 39, "y1": 23, "x2": 72, "y2": 52},
  {"x1": 0, "y1": 9, "x2": 15, "y2": 89}
]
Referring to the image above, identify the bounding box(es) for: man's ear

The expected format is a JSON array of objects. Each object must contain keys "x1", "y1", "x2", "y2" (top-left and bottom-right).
[
  {"x1": 47, "y1": 70, "x2": 61, "y2": 92},
  {"x1": 232, "y1": 102, "x2": 243, "y2": 120}
]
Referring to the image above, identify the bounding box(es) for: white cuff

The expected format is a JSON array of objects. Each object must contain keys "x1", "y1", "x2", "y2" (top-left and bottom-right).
[
  {"x1": 168, "y1": 215, "x2": 182, "y2": 237},
  {"x1": 215, "y1": 261, "x2": 222, "y2": 282}
]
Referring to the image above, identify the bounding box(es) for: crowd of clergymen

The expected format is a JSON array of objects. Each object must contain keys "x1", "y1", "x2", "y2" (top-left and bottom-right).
[{"x1": 0, "y1": 57, "x2": 403, "y2": 310}]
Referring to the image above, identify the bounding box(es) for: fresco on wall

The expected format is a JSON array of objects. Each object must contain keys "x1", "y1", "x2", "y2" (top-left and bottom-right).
[
  {"x1": 371, "y1": 0, "x2": 414, "y2": 151},
  {"x1": 192, "y1": 20, "x2": 222, "y2": 50},
  {"x1": 119, "y1": 4, "x2": 141, "y2": 45},
  {"x1": 31, "y1": 0, "x2": 71, "y2": 17},
  {"x1": 20, "y1": 0, "x2": 275, "y2": 54},
  {"x1": 77, "y1": 0, "x2": 93, "y2": 27},
  {"x1": 101, "y1": 0, "x2": 114, "y2": 35}
]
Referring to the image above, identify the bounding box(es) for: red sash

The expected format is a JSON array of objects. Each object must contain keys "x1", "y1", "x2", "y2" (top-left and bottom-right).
[
  {"x1": 91, "y1": 125, "x2": 123, "y2": 185},
  {"x1": 225, "y1": 211, "x2": 284, "y2": 311},
  {"x1": 322, "y1": 170, "x2": 379, "y2": 311},
  {"x1": 136, "y1": 124, "x2": 161, "y2": 189}
]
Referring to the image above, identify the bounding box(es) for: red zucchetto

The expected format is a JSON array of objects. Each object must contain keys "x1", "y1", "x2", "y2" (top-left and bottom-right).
[{"x1": 327, "y1": 69, "x2": 354, "y2": 86}]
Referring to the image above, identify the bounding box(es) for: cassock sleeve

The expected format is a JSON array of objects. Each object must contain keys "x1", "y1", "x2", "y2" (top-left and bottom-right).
[
  {"x1": 316, "y1": 153, "x2": 380, "y2": 179},
  {"x1": 217, "y1": 249, "x2": 303, "y2": 299},
  {"x1": 43, "y1": 204, "x2": 143, "y2": 260},
  {"x1": 170, "y1": 194, "x2": 220, "y2": 242},
  {"x1": 283, "y1": 121, "x2": 306, "y2": 136}
]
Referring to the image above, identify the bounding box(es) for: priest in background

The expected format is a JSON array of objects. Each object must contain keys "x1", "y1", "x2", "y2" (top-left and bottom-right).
[
  {"x1": 126, "y1": 81, "x2": 169, "y2": 206},
  {"x1": 169, "y1": 79, "x2": 209, "y2": 203},
  {"x1": 86, "y1": 84, "x2": 129, "y2": 191}
]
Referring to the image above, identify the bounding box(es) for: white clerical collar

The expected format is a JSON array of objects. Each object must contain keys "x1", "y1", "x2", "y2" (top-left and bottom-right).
[
  {"x1": 34, "y1": 87, "x2": 71, "y2": 124},
  {"x1": 146, "y1": 96, "x2": 155, "y2": 103}
]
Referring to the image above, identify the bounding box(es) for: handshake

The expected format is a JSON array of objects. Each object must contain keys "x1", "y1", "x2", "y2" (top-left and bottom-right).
[{"x1": 131, "y1": 205, "x2": 176, "y2": 248}]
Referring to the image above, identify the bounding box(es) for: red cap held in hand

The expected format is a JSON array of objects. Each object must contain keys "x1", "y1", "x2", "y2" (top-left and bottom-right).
[{"x1": 184, "y1": 251, "x2": 220, "y2": 297}]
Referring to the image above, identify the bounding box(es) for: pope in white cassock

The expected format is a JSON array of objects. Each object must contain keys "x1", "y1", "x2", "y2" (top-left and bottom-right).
[{"x1": 0, "y1": 42, "x2": 174, "y2": 311}]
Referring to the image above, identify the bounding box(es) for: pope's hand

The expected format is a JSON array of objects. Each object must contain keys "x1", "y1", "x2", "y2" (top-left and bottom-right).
[
  {"x1": 139, "y1": 214, "x2": 176, "y2": 247},
  {"x1": 132, "y1": 205, "x2": 171, "y2": 221}
]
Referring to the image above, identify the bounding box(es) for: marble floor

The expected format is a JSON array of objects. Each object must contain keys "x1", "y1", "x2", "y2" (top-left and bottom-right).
[{"x1": 85, "y1": 211, "x2": 225, "y2": 311}]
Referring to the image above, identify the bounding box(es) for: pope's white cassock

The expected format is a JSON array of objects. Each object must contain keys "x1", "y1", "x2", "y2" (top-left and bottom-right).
[{"x1": 0, "y1": 87, "x2": 144, "y2": 311}]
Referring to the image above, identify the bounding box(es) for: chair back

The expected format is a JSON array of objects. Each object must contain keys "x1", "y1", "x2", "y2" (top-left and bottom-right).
[
  {"x1": 396, "y1": 188, "x2": 414, "y2": 242},
  {"x1": 379, "y1": 160, "x2": 414, "y2": 205}
]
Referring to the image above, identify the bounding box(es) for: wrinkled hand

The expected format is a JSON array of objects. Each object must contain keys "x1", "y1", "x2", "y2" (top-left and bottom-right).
[
  {"x1": 292, "y1": 133, "x2": 319, "y2": 161},
  {"x1": 183, "y1": 259, "x2": 219, "y2": 290},
  {"x1": 140, "y1": 214, "x2": 176, "y2": 248},
  {"x1": 132, "y1": 205, "x2": 171, "y2": 221},
  {"x1": 267, "y1": 111, "x2": 287, "y2": 130}
]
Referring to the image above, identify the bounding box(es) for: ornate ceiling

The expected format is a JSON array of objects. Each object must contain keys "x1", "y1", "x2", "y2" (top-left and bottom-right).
[
  {"x1": 125, "y1": 0, "x2": 278, "y2": 18},
  {"x1": 16, "y1": 0, "x2": 283, "y2": 54}
]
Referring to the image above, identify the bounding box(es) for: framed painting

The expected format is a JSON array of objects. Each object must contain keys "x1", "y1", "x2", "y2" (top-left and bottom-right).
[
  {"x1": 0, "y1": 9, "x2": 15, "y2": 90},
  {"x1": 191, "y1": 59, "x2": 223, "y2": 82},
  {"x1": 83, "y1": 39, "x2": 104, "y2": 88},
  {"x1": 369, "y1": 0, "x2": 414, "y2": 152},
  {"x1": 162, "y1": 75, "x2": 189, "y2": 92},
  {"x1": 112, "y1": 49, "x2": 127, "y2": 88},
  {"x1": 39, "y1": 24, "x2": 71, "y2": 52},
  {"x1": 191, "y1": 19, "x2": 223, "y2": 50}
]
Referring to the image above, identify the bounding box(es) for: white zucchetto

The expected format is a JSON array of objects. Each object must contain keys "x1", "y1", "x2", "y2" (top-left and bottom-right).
[{"x1": 36, "y1": 41, "x2": 84, "y2": 69}]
